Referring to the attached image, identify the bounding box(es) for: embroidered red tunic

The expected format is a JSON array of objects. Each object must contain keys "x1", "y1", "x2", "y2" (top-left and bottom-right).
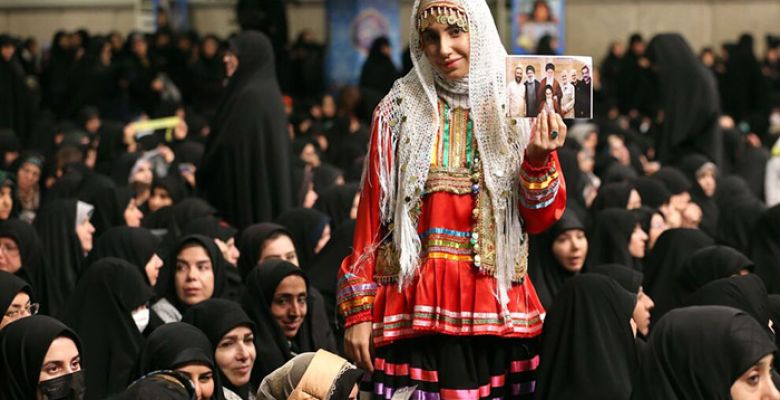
[{"x1": 338, "y1": 101, "x2": 566, "y2": 348}]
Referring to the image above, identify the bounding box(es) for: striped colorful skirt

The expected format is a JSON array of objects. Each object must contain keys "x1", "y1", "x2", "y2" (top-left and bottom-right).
[{"x1": 369, "y1": 335, "x2": 539, "y2": 399}]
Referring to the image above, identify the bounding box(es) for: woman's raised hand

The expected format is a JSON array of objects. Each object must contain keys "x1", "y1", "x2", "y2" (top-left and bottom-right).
[{"x1": 526, "y1": 110, "x2": 567, "y2": 167}]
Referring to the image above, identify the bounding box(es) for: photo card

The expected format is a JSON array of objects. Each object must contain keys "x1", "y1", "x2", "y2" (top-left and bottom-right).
[{"x1": 505, "y1": 55, "x2": 593, "y2": 120}]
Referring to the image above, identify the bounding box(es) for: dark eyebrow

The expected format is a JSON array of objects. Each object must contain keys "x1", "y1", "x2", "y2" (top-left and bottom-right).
[{"x1": 43, "y1": 360, "x2": 64, "y2": 368}]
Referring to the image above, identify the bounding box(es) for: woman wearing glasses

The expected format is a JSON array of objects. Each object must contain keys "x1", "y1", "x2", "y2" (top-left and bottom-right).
[{"x1": 0, "y1": 269, "x2": 37, "y2": 330}]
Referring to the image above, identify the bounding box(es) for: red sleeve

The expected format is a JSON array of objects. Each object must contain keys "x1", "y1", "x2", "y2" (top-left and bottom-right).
[
  {"x1": 337, "y1": 114, "x2": 385, "y2": 328},
  {"x1": 519, "y1": 150, "x2": 567, "y2": 234}
]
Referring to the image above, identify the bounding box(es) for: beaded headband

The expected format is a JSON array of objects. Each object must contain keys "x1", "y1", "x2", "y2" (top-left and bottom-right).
[{"x1": 417, "y1": 1, "x2": 469, "y2": 33}]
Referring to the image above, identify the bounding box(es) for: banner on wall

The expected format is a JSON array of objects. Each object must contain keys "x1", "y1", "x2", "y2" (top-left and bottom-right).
[
  {"x1": 510, "y1": 0, "x2": 565, "y2": 54},
  {"x1": 326, "y1": 0, "x2": 401, "y2": 87},
  {"x1": 152, "y1": 0, "x2": 190, "y2": 31}
]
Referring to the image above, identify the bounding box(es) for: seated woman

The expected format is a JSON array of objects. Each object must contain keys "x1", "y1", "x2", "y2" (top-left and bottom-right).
[
  {"x1": 237, "y1": 223, "x2": 335, "y2": 346},
  {"x1": 182, "y1": 216, "x2": 241, "y2": 267},
  {"x1": 137, "y1": 322, "x2": 225, "y2": 400},
  {"x1": 0, "y1": 270, "x2": 36, "y2": 330},
  {"x1": 241, "y1": 260, "x2": 336, "y2": 386},
  {"x1": 152, "y1": 235, "x2": 228, "y2": 323},
  {"x1": 631, "y1": 206, "x2": 668, "y2": 251},
  {"x1": 632, "y1": 306, "x2": 780, "y2": 399},
  {"x1": 90, "y1": 186, "x2": 144, "y2": 237},
  {"x1": 61, "y1": 258, "x2": 155, "y2": 399},
  {"x1": 86, "y1": 226, "x2": 164, "y2": 287},
  {"x1": 14, "y1": 154, "x2": 43, "y2": 223},
  {"x1": 184, "y1": 299, "x2": 257, "y2": 400},
  {"x1": 258, "y1": 350, "x2": 363, "y2": 400},
  {"x1": 528, "y1": 210, "x2": 588, "y2": 309},
  {"x1": 535, "y1": 274, "x2": 639, "y2": 400},
  {"x1": 0, "y1": 315, "x2": 85, "y2": 400},
  {"x1": 112, "y1": 370, "x2": 197, "y2": 400},
  {"x1": 275, "y1": 208, "x2": 331, "y2": 270},
  {"x1": 33, "y1": 199, "x2": 95, "y2": 316},
  {"x1": 686, "y1": 274, "x2": 774, "y2": 339},
  {"x1": 236, "y1": 223, "x2": 297, "y2": 280},
  {"x1": 0, "y1": 219, "x2": 44, "y2": 304},
  {"x1": 678, "y1": 245, "x2": 753, "y2": 293},
  {"x1": 588, "y1": 208, "x2": 648, "y2": 270},
  {"x1": 148, "y1": 175, "x2": 187, "y2": 214},
  {"x1": 0, "y1": 171, "x2": 16, "y2": 221},
  {"x1": 590, "y1": 264, "x2": 656, "y2": 338}
]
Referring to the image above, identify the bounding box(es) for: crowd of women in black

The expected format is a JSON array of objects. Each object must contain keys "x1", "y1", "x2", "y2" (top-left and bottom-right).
[{"x1": 2, "y1": 15, "x2": 780, "y2": 400}]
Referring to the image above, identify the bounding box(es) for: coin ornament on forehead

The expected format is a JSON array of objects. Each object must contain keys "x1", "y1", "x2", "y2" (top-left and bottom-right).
[{"x1": 417, "y1": 0, "x2": 469, "y2": 33}]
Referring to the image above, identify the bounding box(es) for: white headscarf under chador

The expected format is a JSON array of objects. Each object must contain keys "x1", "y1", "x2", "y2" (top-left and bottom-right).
[{"x1": 363, "y1": 0, "x2": 532, "y2": 308}]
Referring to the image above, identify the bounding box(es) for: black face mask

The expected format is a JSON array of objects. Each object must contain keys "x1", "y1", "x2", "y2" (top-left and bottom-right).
[{"x1": 38, "y1": 370, "x2": 86, "y2": 400}]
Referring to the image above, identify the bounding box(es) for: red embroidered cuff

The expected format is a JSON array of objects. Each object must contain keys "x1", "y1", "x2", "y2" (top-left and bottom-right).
[
  {"x1": 522, "y1": 152, "x2": 554, "y2": 175},
  {"x1": 344, "y1": 309, "x2": 373, "y2": 328}
]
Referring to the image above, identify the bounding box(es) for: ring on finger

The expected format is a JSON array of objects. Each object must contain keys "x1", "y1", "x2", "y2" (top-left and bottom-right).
[{"x1": 549, "y1": 130, "x2": 559, "y2": 140}]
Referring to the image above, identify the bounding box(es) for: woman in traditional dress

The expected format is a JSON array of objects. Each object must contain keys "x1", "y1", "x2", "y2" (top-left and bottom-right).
[{"x1": 337, "y1": 0, "x2": 567, "y2": 397}]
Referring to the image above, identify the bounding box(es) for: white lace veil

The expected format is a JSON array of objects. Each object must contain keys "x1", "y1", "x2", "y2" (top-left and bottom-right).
[{"x1": 366, "y1": 0, "x2": 532, "y2": 309}]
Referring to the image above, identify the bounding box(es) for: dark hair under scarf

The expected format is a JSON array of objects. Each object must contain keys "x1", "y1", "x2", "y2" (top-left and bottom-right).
[
  {"x1": 33, "y1": 199, "x2": 87, "y2": 316},
  {"x1": 631, "y1": 306, "x2": 776, "y2": 400},
  {"x1": 643, "y1": 229, "x2": 714, "y2": 324},
  {"x1": 240, "y1": 260, "x2": 309, "y2": 386},
  {"x1": 0, "y1": 270, "x2": 31, "y2": 318},
  {"x1": 85, "y1": 226, "x2": 161, "y2": 285},
  {"x1": 0, "y1": 218, "x2": 44, "y2": 297},
  {"x1": 0, "y1": 315, "x2": 83, "y2": 400},
  {"x1": 588, "y1": 208, "x2": 640, "y2": 270},
  {"x1": 275, "y1": 208, "x2": 330, "y2": 271},
  {"x1": 60, "y1": 258, "x2": 154, "y2": 399},
  {"x1": 686, "y1": 274, "x2": 773, "y2": 339},
  {"x1": 136, "y1": 322, "x2": 225, "y2": 400},
  {"x1": 156, "y1": 235, "x2": 228, "y2": 312},
  {"x1": 183, "y1": 299, "x2": 256, "y2": 399},
  {"x1": 536, "y1": 274, "x2": 638, "y2": 400},
  {"x1": 528, "y1": 210, "x2": 586, "y2": 309},
  {"x1": 678, "y1": 245, "x2": 754, "y2": 292},
  {"x1": 236, "y1": 223, "x2": 293, "y2": 280}
]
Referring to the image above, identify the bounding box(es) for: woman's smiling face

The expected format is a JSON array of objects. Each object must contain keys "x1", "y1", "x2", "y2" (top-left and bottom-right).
[{"x1": 420, "y1": 21, "x2": 470, "y2": 80}]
